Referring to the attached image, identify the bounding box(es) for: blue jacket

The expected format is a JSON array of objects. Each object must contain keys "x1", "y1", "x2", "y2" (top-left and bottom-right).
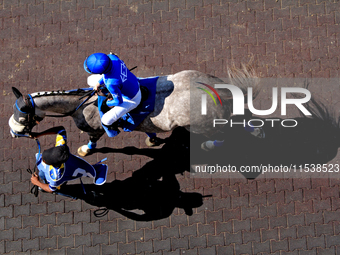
[
  {"x1": 99, "y1": 54, "x2": 139, "y2": 107},
  {"x1": 36, "y1": 154, "x2": 96, "y2": 192},
  {"x1": 35, "y1": 128, "x2": 95, "y2": 192}
]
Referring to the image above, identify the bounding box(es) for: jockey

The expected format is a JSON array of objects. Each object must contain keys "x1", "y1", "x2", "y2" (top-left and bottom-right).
[
  {"x1": 30, "y1": 126, "x2": 107, "y2": 193},
  {"x1": 84, "y1": 52, "x2": 141, "y2": 128}
]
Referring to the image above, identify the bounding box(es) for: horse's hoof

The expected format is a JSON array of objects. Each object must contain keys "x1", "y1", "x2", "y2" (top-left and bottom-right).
[
  {"x1": 78, "y1": 145, "x2": 91, "y2": 156},
  {"x1": 145, "y1": 137, "x2": 160, "y2": 147}
]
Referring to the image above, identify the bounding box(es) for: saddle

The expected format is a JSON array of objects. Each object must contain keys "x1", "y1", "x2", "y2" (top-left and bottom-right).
[{"x1": 99, "y1": 86, "x2": 150, "y2": 114}]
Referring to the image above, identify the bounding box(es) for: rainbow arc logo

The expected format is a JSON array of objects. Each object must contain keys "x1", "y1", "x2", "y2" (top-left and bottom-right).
[
  {"x1": 196, "y1": 82, "x2": 222, "y2": 106},
  {"x1": 197, "y1": 82, "x2": 222, "y2": 115}
]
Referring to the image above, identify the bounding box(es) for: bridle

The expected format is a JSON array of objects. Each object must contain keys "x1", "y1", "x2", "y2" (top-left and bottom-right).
[
  {"x1": 13, "y1": 93, "x2": 43, "y2": 131},
  {"x1": 12, "y1": 88, "x2": 96, "y2": 135}
]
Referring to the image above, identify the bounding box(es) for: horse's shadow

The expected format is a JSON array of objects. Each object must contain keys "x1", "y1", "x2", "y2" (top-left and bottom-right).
[
  {"x1": 60, "y1": 108, "x2": 340, "y2": 219},
  {"x1": 61, "y1": 173, "x2": 205, "y2": 221},
  {"x1": 88, "y1": 126, "x2": 191, "y2": 173},
  {"x1": 191, "y1": 113, "x2": 340, "y2": 179},
  {"x1": 60, "y1": 127, "x2": 204, "y2": 221},
  {"x1": 87, "y1": 143, "x2": 165, "y2": 159}
]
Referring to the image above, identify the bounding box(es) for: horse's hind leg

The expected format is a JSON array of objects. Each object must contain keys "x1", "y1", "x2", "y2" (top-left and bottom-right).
[
  {"x1": 145, "y1": 132, "x2": 157, "y2": 147},
  {"x1": 77, "y1": 132, "x2": 104, "y2": 157},
  {"x1": 145, "y1": 132, "x2": 165, "y2": 147}
]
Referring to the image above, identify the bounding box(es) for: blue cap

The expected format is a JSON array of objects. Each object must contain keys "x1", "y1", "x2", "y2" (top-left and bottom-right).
[{"x1": 84, "y1": 53, "x2": 112, "y2": 74}]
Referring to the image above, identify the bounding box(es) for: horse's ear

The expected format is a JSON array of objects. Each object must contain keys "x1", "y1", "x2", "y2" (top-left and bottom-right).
[{"x1": 12, "y1": 87, "x2": 22, "y2": 99}]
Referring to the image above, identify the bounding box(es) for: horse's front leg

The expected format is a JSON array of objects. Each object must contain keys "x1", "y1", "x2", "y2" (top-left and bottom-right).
[{"x1": 77, "y1": 133, "x2": 103, "y2": 157}]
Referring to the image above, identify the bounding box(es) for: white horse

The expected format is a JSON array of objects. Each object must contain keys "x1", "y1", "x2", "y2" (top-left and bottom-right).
[{"x1": 9, "y1": 66, "x2": 257, "y2": 156}]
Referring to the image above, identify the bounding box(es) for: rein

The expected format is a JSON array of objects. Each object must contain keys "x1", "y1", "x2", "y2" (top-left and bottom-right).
[
  {"x1": 25, "y1": 64, "x2": 138, "y2": 118},
  {"x1": 45, "y1": 90, "x2": 96, "y2": 117},
  {"x1": 30, "y1": 88, "x2": 96, "y2": 118}
]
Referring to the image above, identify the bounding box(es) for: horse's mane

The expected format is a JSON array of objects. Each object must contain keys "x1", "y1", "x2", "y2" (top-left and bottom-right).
[{"x1": 30, "y1": 88, "x2": 91, "y2": 98}]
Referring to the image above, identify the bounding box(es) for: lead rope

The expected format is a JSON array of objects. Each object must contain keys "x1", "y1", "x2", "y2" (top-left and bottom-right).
[
  {"x1": 10, "y1": 130, "x2": 41, "y2": 197},
  {"x1": 29, "y1": 138, "x2": 41, "y2": 197},
  {"x1": 27, "y1": 167, "x2": 39, "y2": 197},
  {"x1": 94, "y1": 208, "x2": 109, "y2": 217}
]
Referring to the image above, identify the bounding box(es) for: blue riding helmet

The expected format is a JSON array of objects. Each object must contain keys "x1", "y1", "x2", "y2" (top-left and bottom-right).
[{"x1": 84, "y1": 53, "x2": 112, "y2": 74}]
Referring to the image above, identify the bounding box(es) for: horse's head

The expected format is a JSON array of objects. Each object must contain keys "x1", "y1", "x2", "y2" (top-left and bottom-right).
[{"x1": 9, "y1": 87, "x2": 43, "y2": 137}]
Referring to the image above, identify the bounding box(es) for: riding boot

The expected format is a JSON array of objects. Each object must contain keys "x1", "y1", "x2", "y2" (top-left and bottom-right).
[{"x1": 102, "y1": 121, "x2": 119, "y2": 131}]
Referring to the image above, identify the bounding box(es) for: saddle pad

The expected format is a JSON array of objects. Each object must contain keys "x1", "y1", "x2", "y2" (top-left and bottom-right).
[{"x1": 98, "y1": 76, "x2": 159, "y2": 137}]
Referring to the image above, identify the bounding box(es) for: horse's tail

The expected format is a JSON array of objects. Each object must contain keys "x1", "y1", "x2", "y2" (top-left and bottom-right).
[
  {"x1": 295, "y1": 89, "x2": 340, "y2": 147},
  {"x1": 293, "y1": 82, "x2": 339, "y2": 127},
  {"x1": 303, "y1": 97, "x2": 339, "y2": 125},
  {"x1": 226, "y1": 62, "x2": 260, "y2": 102}
]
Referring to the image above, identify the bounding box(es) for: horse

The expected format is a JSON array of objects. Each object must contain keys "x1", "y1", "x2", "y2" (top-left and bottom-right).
[{"x1": 9, "y1": 66, "x2": 258, "y2": 156}]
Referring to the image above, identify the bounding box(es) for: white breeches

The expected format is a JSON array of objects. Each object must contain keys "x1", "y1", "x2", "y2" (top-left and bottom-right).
[{"x1": 101, "y1": 89, "x2": 142, "y2": 126}]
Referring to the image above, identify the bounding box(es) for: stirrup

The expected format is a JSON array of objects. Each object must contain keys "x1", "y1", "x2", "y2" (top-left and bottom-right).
[
  {"x1": 251, "y1": 128, "x2": 265, "y2": 138},
  {"x1": 201, "y1": 141, "x2": 215, "y2": 151}
]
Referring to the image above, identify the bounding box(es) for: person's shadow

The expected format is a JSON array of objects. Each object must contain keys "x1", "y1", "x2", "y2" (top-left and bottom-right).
[{"x1": 59, "y1": 127, "x2": 207, "y2": 221}]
